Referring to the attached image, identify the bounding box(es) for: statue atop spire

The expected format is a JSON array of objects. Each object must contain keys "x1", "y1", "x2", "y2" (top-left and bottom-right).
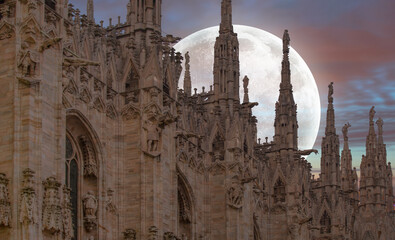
[
  {"x1": 328, "y1": 82, "x2": 334, "y2": 103},
  {"x1": 274, "y1": 30, "x2": 298, "y2": 151},
  {"x1": 369, "y1": 106, "x2": 375, "y2": 124},
  {"x1": 342, "y1": 122, "x2": 351, "y2": 142},
  {"x1": 283, "y1": 29, "x2": 290, "y2": 55}
]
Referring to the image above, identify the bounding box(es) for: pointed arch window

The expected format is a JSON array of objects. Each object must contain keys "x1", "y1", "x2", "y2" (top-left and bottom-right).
[
  {"x1": 66, "y1": 136, "x2": 79, "y2": 240},
  {"x1": 177, "y1": 174, "x2": 193, "y2": 239},
  {"x1": 320, "y1": 211, "x2": 331, "y2": 234},
  {"x1": 273, "y1": 178, "x2": 286, "y2": 203}
]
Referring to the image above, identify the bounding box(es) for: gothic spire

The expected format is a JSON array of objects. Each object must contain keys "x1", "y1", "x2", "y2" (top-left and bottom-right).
[
  {"x1": 341, "y1": 123, "x2": 353, "y2": 190},
  {"x1": 220, "y1": 0, "x2": 233, "y2": 34},
  {"x1": 325, "y1": 82, "x2": 336, "y2": 135},
  {"x1": 365, "y1": 106, "x2": 377, "y2": 159},
  {"x1": 213, "y1": 0, "x2": 240, "y2": 107},
  {"x1": 281, "y1": 30, "x2": 291, "y2": 86},
  {"x1": 87, "y1": 0, "x2": 95, "y2": 23},
  {"x1": 184, "y1": 52, "x2": 192, "y2": 96},
  {"x1": 273, "y1": 30, "x2": 298, "y2": 151},
  {"x1": 320, "y1": 82, "x2": 340, "y2": 187}
]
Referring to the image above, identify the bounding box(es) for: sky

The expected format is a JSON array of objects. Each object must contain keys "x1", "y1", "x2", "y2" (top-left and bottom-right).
[{"x1": 70, "y1": 0, "x2": 395, "y2": 180}]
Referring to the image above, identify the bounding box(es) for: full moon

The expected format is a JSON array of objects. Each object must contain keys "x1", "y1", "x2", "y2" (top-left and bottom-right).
[{"x1": 174, "y1": 25, "x2": 321, "y2": 150}]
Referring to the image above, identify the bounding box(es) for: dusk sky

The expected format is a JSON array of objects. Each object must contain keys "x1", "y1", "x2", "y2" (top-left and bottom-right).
[{"x1": 70, "y1": 0, "x2": 395, "y2": 177}]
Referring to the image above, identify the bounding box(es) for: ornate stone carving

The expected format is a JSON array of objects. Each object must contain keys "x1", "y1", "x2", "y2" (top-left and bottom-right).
[
  {"x1": 105, "y1": 188, "x2": 117, "y2": 215},
  {"x1": 83, "y1": 191, "x2": 98, "y2": 231},
  {"x1": 342, "y1": 122, "x2": 351, "y2": 140},
  {"x1": 178, "y1": 186, "x2": 191, "y2": 223},
  {"x1": 79, "y1": 135, "x2": 97, "y2": 178},
  {"x1": 62, "y1": 187, "x2": 74, "y2": 240},
  {"x1": 20, "y1": 168, "x2": 36, "y2": 225},
  {"x1": 148, "y1": 226, "x2": 159, "y2": 240},
  {"x1": 226, "y1": 177, "x2": 244, "y2": 209},
  {"x1": 0, "y1": 173, "x2": 11, "y2": 227},
  {"x1": 0, "y1": 22, "x2": 14, "y2": 40},
  {"x1": 42, "y1": 176, "x2": 62, "y2": 234},
  {"x1": 144, "y1": 120, "x2": 161, "y2": 153},
  {"x1": 17, "y1": 43, "x2": 39, "y2": 77},
  {"x1": 163, "y1": 231, "x2": 177, "y2": 240},
  {"x1": 123, "y1": 228, "x2": 137, "y2": 240}
]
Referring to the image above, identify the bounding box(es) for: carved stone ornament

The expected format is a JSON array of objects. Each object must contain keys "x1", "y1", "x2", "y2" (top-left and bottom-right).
[
  {"x1": 105, "y1": 188, "x2": 117, "y2": 215},
  {"x1": 123, "y1": 228, "x2": 137, "y2": 240},
  {"x1": 62, "y1": 187, "x2": 74, "y2": 240},
  {"x1": 17, "y1": 47, "x2": 39, "y2": 77},
  {"x1": 83, "y1": 191, "x2": 98, "y2": 231},
  {"x1": 226, "y1": 178, "x2": 244, "y2": 209},
  {"x1": 0, "y1": 173, "x2": 11, "y2": 227},
  {"x1": 163, "y1": 231, "x2": 177, "y2": 240},
  {"x1": 0, "y1": 22, "x2": 15, "y2": 41},
  {"x1": 79, "y1": 135, "x2": 98, "y2": 178},
  {"x1": 42, "y1": 176, "x2": 63, "y2": 234},
  {"x1": 148, "y1": 226, "x2": 159, "y2": 240},
  {"x1": 144, "y1": 120, "x2": 161, "y2": 154},
  {"x1": 20, "y1": 168, "x2": 36, "y2": 225}
]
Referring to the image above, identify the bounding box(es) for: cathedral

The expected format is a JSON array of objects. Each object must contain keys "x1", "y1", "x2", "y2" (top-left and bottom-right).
[{"x1": 0, "y1": 0, "x2": 393, "y2": 239}]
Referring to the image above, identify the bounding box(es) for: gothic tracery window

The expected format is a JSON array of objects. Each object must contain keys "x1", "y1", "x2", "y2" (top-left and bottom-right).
[{"x1": 66, "y1": 136, "x2": 79, "y2": 240}]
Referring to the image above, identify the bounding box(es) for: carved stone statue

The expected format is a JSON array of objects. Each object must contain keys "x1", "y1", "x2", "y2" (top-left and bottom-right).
[
  {"x1": 0, "y1": 173, "x2": 11, "y2": 227},
  {"x1": 83, "y1": 191, "x2": 98, "y2": 231},
  {"x1": 144, "y1": 120, "x2": 161, "y2": 152},
  {"x1": 227, "y1": 179, "x2": 244, "y2": 209},
  {"x1": 243, "y1": 75, "x2": 249, "y2": 103},
  {"x1": 106, "y1": 188, "x2": 117, "y2": 214},
  {"x1": 369, "y1": 106, "x2": 375, "y2": 123},
  {"x1": 18, "y1": 44, "x2": 39, "y2": 77},
  {"x1": 328, "y1": 82, "x2": 334, "y2": 103},
  {"x1": 20, "y1": 169, "x2": 36, "y2": 225},
  {"x1": 342, "y1": 122, "x2": 351, "y2": 140},
  {"x1": 42, "y1": 176, "x2": 62, "y2": 234}
]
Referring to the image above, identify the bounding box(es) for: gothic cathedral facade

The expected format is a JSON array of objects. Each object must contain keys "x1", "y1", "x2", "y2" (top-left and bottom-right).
[{"x1": 0, "y1": 0, "x2": 393, "y2": 240}]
